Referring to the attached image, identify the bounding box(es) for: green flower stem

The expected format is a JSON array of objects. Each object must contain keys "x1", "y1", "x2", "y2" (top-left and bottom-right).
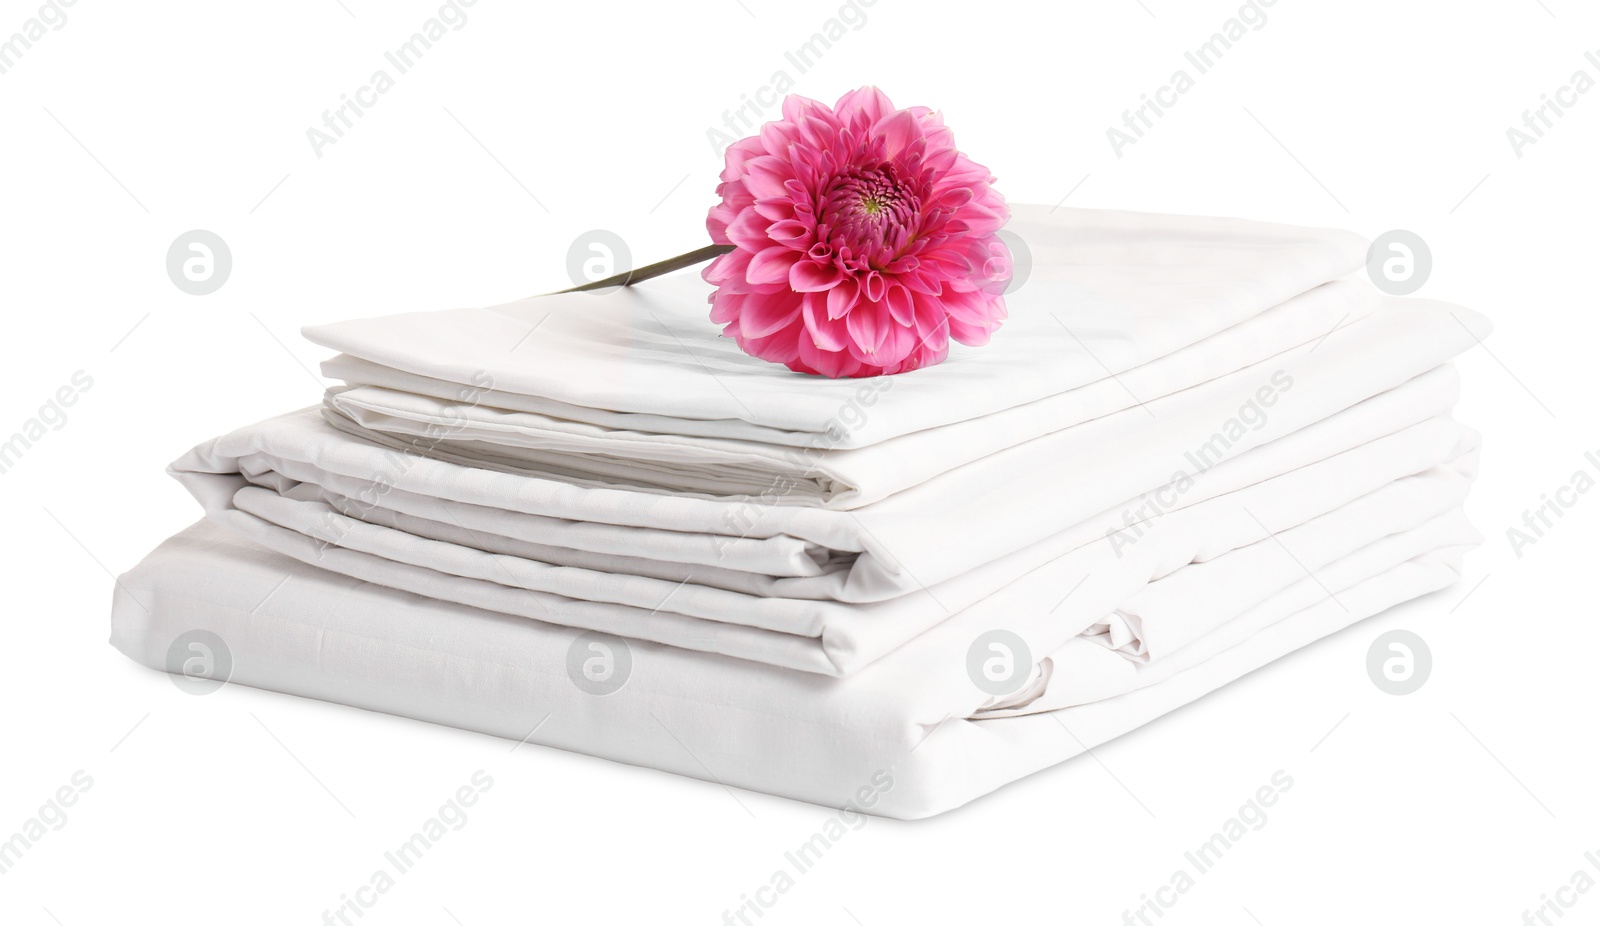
[{"x1": 558, "y1": 243, "x2": 736, "y2": 294}]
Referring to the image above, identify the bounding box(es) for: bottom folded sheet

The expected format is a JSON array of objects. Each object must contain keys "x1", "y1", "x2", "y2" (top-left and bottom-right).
[{"x1": 111, "y1": 502, "x2": 1476, "y2": 818}]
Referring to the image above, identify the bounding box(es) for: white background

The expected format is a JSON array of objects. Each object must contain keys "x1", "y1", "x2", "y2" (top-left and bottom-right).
[{"x1": 2, "y1": 1, "x2": 1597, "y2": 923}]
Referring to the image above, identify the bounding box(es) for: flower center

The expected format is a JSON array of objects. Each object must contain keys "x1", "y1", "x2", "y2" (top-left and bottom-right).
[{"x1": 819, "y1": 165, "x2": 920, "y2": 268}]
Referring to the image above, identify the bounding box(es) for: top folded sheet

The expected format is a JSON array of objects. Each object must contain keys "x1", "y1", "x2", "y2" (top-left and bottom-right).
[{"x1": 303, "y1": 204, "x2": 1368, "y2": 449}]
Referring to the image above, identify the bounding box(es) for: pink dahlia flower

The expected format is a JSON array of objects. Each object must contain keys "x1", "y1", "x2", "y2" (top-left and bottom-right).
[{"x1": 704, "y1": 87, "x2": 1011, "y2": 378}]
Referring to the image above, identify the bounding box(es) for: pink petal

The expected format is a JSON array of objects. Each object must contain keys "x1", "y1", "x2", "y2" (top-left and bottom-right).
[
  {"x1": 826, "y1": 277, "x2": 860, "y2": 319},
  {"x1": 797, "y1": 334, "x2": 862, "y2": 379},
  {"x1": 703, "y1": 248, "x2": 750, "y2": 286},
  {"x1": 709, "y1": 291, "x2": 742, "y2": 326},
  {"x1": 781, "y1": 93, "x2": 827, "y2": 126},
  {"x1": 872, "y1": 110, "x2": 921, "y2": 158},
  {"x1": 706, "y1": 203, "x2": 737, "y2": 245},
  {"x1": 947, "y1": 313, "x2": 996, "y2": 346},
  {"x1": 938, "y1": 187, "x2": 973, "y2": 209},
  {"x1": 760, "y1": 120, "x2": 798, "y2": 157},
  {"x1": 802, "y1": 292, "x2": 850, "y2": 351},
  {"x1": 790, "y1": 259, "x2": 843, "y2": 292},
  {"x1": 767, "y1": 219, "x2": 811, "y2": 248},
  {"x1": 884, "y1": 284, "x2": 915, "y2": 327},
  {"x1": 898, "y1": 269, "x2": 942, "y2": 296},
  {"x1": 725, "y1": 208, "x2": 773, "y2": 252},
  {"x1": 941, "y1": 287, "x2": 1001, "y2": 326},
  {"x1": 739, "y1": 322, "x2": 804, "y2": 367},
  {"x1": 835, "y1": 86, "x2": 895, "y2": 126},
  {"x1": 739, "y1": 291, "x2": 803, "y2": 339},
  {"x1": 861, "y1": 270, "x2": 886, "y2": 302},
  {"x1": 754, "y1": 200, "x2": 797, "y2": 223},
  {"x1": 746, "y1": 247, "x2": 800, "y2": 286},
  {"x1": 845, "y1": 299, "x2": 893, "y2": 358},
  {"x1": 742, "y1": 157, "x2": 795, "y2": 201},
  {"x1": 872, "y1": 314, "x2": 917, "y2": 367},
  {"x1": 720, "y1": 136, "x2": 766, "y2": 178}
]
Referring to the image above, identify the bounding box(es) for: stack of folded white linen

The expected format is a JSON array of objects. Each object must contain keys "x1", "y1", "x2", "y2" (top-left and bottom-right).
[{"x1": 111, "y1": 205, "x2": 1487, "y2": 819}]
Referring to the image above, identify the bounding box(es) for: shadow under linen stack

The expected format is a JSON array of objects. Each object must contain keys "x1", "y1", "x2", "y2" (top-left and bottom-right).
[{"x1": 111, "y1": 205, "x2": 1487, "y2": 819}]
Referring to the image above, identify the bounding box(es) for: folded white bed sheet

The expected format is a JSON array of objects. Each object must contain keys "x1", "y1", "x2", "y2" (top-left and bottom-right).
[
  {"x1": 176, "y1": 377, "x2": 1473, "y2": 677},
  {"x1": 171, "y1": 302, "x2": 1484, "y2": 676},
  {"x1": 294, "y1": 300, "x2": 1486, "y2": 604},
  {"x1": 319, "y1": 277, "x2": 1379, "y2": 509},
  {"x1": 111, "y1": 502, "x2": 1477, "y2": 819},
  {"x1": 303, "y1": 205, "x2": 1369, "y2": 450}
]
